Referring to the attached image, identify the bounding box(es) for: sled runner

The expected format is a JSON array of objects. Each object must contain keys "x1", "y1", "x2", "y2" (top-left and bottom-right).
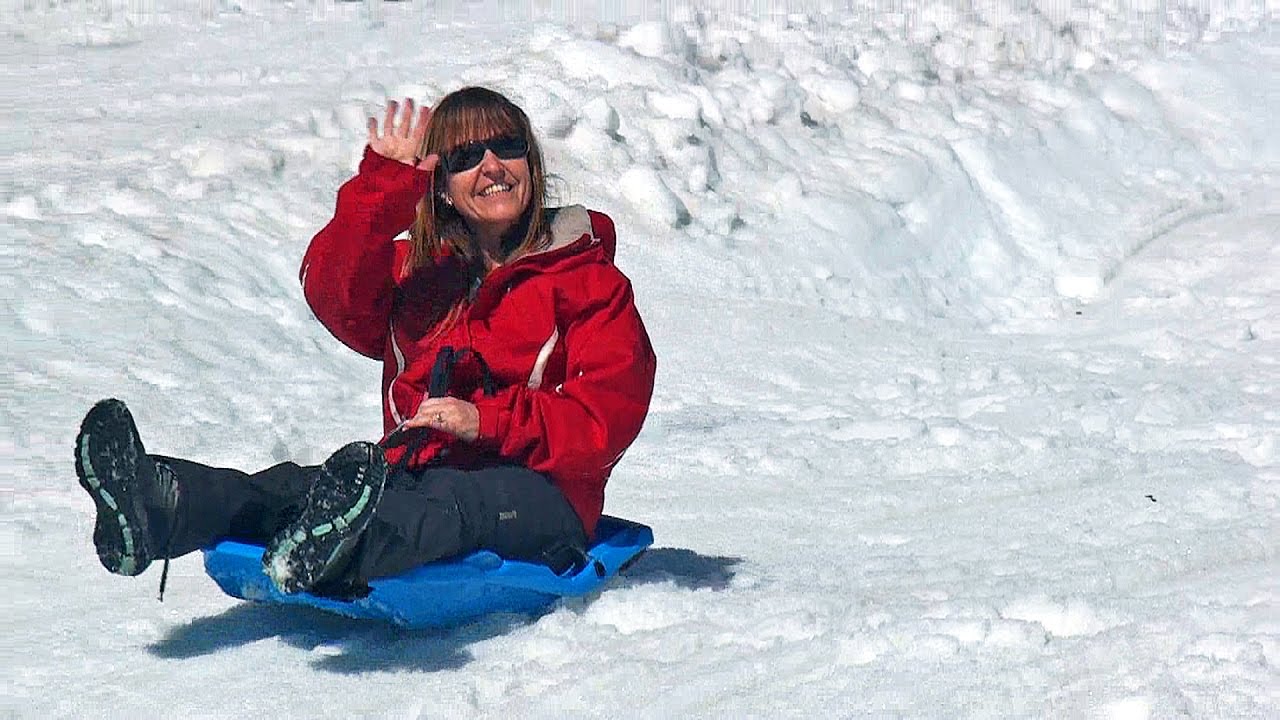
[{"x1": 203, "y1": 516, "x2": 653, "y2": 628}]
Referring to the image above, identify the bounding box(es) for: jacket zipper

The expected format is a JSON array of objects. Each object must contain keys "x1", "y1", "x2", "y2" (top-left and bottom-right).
[{"x1": 387, "y1": 317, "x2": 407, "y2": 425}]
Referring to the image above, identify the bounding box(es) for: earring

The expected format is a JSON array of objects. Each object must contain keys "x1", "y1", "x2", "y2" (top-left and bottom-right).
[{"x1": 440, "y1": 194, "x2": 453, "y2": 207}]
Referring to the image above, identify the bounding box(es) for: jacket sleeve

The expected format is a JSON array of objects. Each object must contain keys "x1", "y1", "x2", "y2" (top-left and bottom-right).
[
  {"x1": 472, "y1": 273, "x2": 657, "y2": 484},
  {"x1": 300, "y1": 147, "x2": 431, "y2": 358}
]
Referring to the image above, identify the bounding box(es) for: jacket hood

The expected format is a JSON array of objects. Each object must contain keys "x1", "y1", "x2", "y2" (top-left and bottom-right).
[
  {"x1": 496, "y1": 204, "x2": 614, "y2": 276},
  {"x1": 542, "y1": 205, "x2": 614, "y2": 261},
  {"x1": 467, "y1": 205, "x2": 616, "y2": 317}
]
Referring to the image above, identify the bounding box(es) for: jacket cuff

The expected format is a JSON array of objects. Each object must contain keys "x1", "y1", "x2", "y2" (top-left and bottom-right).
[
  {"x1": 356, "y1": 146, "x2": 432, "y2": 233},
  {"x1": 359, "y1": 146, "x2": 432, "y2": 188}
]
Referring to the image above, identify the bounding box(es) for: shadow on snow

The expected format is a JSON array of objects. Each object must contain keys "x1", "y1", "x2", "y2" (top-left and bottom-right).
[
  {"x1": 615, "y1": 547, "x2": 742, "y2": 591},
  {"x1": 147, "y1": 546, "x2": 742, "y2": 673}
]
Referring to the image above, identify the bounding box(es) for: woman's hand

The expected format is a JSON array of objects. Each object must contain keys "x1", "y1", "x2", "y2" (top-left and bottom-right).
[
  {"x1": 367, "y1": 97, "x2": 440, "y2": 172},
  {"x1": 404, "y1": 396, "x2": 480, "y2": 442}
]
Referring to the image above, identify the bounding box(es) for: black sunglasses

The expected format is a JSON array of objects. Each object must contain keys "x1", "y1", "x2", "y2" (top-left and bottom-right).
[{"x1": 442, "y1": 134, "x2": 529, "y2": 174}]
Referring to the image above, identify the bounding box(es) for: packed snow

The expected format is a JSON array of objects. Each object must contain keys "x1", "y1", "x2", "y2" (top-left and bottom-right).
[{"x1": 2, "y1": 0, "x2": 1277, "y2": 717}]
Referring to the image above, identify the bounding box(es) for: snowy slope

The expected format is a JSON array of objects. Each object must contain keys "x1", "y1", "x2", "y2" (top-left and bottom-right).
[{"x1": 2, "y1": 1, "x2": 1277, "y2": 717}]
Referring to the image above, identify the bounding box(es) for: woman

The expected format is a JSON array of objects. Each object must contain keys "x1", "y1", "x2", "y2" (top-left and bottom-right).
[{"x1": 75, "y1": 86, "x2": 657, "y2": 599}]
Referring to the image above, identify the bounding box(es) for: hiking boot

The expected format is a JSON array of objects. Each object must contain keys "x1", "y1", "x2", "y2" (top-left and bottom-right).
[
  {"x1": 74, "y1": 399, "x2": 179, "y2": 576},
  {"x1": 262, "y1": 441, "x2": 387, "y2": 595}
]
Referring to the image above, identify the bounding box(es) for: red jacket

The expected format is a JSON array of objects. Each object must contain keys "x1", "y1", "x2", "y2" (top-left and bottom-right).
[{"x1": 300, "y1": 148, "x2": 656, "y2": 537}]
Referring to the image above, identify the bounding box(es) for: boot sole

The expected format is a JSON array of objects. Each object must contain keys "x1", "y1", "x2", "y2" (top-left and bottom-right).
[
  {"x1": 262, "y1": 442, "x2": 386, "y2": 594},
  {"x1": 74, "y1": 399, "x2": 153, "y2": 576}
]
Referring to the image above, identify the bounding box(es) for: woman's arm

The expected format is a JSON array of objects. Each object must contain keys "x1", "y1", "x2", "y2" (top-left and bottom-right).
[
  {"x1": 300, "y1": 99, "x2": 439, "y2": 358},
  {"x1": 471, "y1": 272, "x2": 658, "y2": 482},
  {"x1": 300, "y1": 149, "x2": 429, "y2": 357}
]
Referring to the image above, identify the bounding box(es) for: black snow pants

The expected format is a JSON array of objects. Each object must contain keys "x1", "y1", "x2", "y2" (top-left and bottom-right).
[{"x1": 152, "y1": 455, "x2": 590, "y2": 581}]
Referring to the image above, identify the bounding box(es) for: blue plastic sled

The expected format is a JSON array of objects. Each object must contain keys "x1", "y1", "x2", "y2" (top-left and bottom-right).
[{"x1": 202, "y1": 516, "x2": 653, "y2": 629}]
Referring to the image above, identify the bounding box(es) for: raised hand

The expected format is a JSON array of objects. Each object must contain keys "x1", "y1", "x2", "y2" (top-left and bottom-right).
[{"x1": 367, "y1": 97, "x2": 439, "y2": 172}]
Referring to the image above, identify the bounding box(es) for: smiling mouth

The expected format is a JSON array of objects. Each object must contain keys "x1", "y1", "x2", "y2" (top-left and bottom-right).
[{"x1": 479, "y1": 182, "x2": 513, "y2": 197}]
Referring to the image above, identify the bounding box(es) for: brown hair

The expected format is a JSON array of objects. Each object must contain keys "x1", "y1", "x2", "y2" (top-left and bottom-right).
[{"x1": 407, "y1": 86, "x2": 549, "y2": 279}]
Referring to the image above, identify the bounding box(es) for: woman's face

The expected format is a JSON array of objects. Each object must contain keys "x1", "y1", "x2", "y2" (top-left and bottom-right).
[{"x1": 443, "y1": 137, "x2": 532, "y2": 238}]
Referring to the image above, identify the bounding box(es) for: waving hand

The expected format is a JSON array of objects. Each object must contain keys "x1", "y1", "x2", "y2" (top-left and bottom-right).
[{"x1": 368, "y1": 98, "x2": 439, "y2": 173}]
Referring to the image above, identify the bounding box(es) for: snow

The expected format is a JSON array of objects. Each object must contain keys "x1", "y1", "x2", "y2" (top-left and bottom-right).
[{"x1": 3, "y1": 0, "x2": 1277, "y2": 717}]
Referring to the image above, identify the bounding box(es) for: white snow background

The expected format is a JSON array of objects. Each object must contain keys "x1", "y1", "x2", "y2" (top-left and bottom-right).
[{"x1": 2, "y1": 1, "x2": 1277, "y2": 717}]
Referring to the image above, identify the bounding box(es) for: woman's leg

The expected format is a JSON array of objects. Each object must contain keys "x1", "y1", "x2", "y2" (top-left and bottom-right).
[
  {"x1": 352, "y1": 464, "x2": 588, "y2": 582},
  {"x1": 75, "y1": 398, "x2": 317, "y2": 574},
  {"x1": 152, "y1": 456, "x2": 316, "y2": 557}
]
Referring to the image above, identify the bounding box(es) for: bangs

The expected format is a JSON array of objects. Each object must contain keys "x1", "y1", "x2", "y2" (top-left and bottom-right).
[{"x1": 434, "y1": 102, "x2": 524, "y2": 153}]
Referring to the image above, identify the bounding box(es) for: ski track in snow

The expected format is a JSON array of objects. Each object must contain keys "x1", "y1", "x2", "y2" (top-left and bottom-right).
[{"x1": 2, "y1": 2, "x2": 1277, "y2": 717}]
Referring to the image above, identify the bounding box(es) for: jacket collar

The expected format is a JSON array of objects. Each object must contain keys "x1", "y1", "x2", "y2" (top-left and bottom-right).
[{"x1": 542, "y1": 205, "x2": 594, "y2": 254}]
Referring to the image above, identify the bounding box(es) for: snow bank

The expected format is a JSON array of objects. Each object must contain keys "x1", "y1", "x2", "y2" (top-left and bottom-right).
[{"x1": 6, "y1": 1, "x2": 1274, "y2": 327}]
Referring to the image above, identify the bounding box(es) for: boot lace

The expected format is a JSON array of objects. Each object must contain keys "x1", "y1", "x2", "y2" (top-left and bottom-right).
[{"x1": 152, "y1": 459, "x2": 181, "y2": 602}]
